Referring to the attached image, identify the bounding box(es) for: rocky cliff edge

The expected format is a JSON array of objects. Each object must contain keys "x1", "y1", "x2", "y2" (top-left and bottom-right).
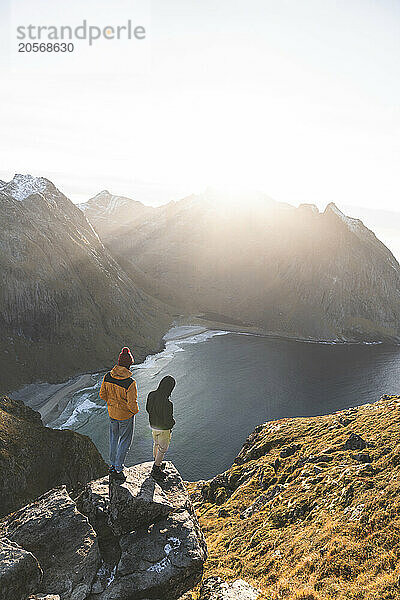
[
  {"x1": 0, "y1": 396, "x2": 107, "y2": 518},
  {"x1": 0, "y1": 462, "x2": 207, "y2": 600}
]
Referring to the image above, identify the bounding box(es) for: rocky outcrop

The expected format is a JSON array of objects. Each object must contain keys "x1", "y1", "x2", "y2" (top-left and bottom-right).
[
  {"x1": 0, "y1": 537, "x2": 42, "y2": 600},
  {"x1": 75, "y1": 476, "x2": 111, "y2": 538},
  {"x1": 343, "y1": 432, "x2": 367, "y2": 450},
  {"x1": 189, "y1": 395, "x2": 400, "y2": 599},
  {"x1": 0, "y1": 462, "x2": 206, "y2": 600},
  {"x1": 0, "y1": 487, "x2": 100, "y2": 600},
  {"x1": 199, "y1": 577, "x2": 259, "y2": 599},
  {"x1": 99, "y1": 509, "x2": 206, "y2": 600},
  {"x1": 79, "y1": 462, "x2": 207, "y2": 600},
  {"x1": 83, "y1": 187, "x2": 400, "y2": 343},
  {"x1": 108, "y1": 461, "x2": 190, "y2": 535},
  {"x1": 0, "y1": 396, "x2": 107, "y2": 518},
  {"x1": 0, "y1": 174, "x2": 171, "y2": 391}
]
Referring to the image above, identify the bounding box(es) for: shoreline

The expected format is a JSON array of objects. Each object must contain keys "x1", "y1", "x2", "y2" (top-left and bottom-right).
[
  {"x1": 11, "y1": 319, "x2": 394, "y2": 425},
  {"x1": 175, "y1": 314, "x2": 390, "y2": 346},
  {"x1": 12, "y1": 373, "x2": 98, "y2": 425}
]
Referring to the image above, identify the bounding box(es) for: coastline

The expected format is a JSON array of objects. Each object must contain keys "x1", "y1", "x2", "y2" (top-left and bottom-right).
[
  {"x1": 176, "y1": 314, "x2": 387, "y2": 346},
  {"x1": 12, "y1": 373, "x2": 98, "y2": 425},
  {"x1": 13, "y1": 324, "x2": 234, "y2": 426},
  {"x1": 11, "y1": 318, "x2": 391, "y2": 426}
]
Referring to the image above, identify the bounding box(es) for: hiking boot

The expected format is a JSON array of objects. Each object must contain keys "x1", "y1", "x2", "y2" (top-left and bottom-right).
[
  {"x1": 108, "y1": 465, "x2": 116, "y2": 474},
  {"x1": 113, "y1": 470, "x2": 126, "y2": 482},
  {"x1": 151, "y1": 465, "x2": 165, "y2": 481}
]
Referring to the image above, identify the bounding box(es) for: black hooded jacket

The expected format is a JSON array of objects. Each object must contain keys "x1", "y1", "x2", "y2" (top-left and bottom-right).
[{"x1": 146, "y1": 376, "x2": 176, "y2": 430}]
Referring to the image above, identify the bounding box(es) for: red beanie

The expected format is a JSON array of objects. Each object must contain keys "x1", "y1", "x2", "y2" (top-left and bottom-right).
[{"x1": 118, "y1": 347, "x2": 134, "y2": 368}]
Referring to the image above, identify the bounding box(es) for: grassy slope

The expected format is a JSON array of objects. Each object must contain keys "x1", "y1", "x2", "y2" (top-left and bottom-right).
[{"x1": 187, "y1": 395, "x2": 400, "y2": 600}]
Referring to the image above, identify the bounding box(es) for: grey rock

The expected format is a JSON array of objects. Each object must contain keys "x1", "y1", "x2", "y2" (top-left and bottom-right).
[
  {"x1": 340, "y1": 484, "x2": 355, "y2": 506},
  {"x1": 1, "y1": 487, "x2": 100, "y2": 600},
  {"x1": 76, "y1": 476, "x2": 110, "y2": 536},
  {"x1": 93, "y1": 510, "x2": 207, "y2": 600},
  {"x1": 109, "y1": 462, "x2": 189, "y2": 535},
  {"x1": 78, "y1": 461, "x2": 207, "y2": 600},
  {"x1": 279, "y1": 444, "x2": 301, "y2": 458},
  {"x1": 199, "y1": 576, "x2": 259, "y2": 599},
  {"x1": 307, "y1": 454, "x2": 334, "y2": 463},
  {"x1": 0, "y1": 537, "x2": 42, "y2": 600},
  {"x1": 90, "y1": 563, "x2": 117, "y2": 595},
  {"x1": 76, "y1": 476, "x2": 121, "y2": 569},
  {"x1": 344, "y1": 433, "x2": 367, "y2": 451},
  {"x1": 353, "y1": 452, "x2": 372, "y2": 463},
  {"x1": 28, "y1": 596, "x2": 61, "y2": 600},
  {"x1": 240, "y1": 485, "x2": 284, "y2": 519}
]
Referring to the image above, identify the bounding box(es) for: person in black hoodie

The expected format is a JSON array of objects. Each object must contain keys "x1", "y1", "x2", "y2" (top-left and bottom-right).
[{"x1": 146, "y1": 375, "x2": 176, "y2": 479}]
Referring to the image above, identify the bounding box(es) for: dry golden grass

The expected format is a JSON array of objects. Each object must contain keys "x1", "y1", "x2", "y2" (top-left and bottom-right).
[{"x1": 186, "y1": 395, "x2": 400, "y2": 599}]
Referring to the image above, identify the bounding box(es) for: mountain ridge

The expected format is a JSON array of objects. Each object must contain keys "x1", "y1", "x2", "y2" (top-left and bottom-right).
[
  {"x1": 0, "y1": 174, "x2": 172, "y2": 391},
  {"x1": 81, "y1": 187, "x2": 400, "y2": 345},
  {"x1": 3, "y1": 174, "x2": 400, "y2": 391}
]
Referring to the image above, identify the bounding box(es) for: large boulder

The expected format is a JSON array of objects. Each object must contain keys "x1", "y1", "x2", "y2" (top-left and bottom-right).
[
  {"x1": 93, "y1": 510, "x2": 207, "y2": 600},
  {"x1": 0, "y1": 537, "x2": 42, "y2": 600},
  {"x1": 0, "y1": 487, "x2": 100, "y2": 600},
  {"x1": 199, "y1": 577, "x2": 259, "y2": 599},
  {"x1": 343, "y1": 432, "x2": 367, "y2": 451},
  {"x1": 75, "y1": 476, "x2": 121, "y2": 570},
  {"x1": 76, "y1": 476, "x2": 110, "y2": 537},
  {"x1": 108, "y1": 462, "x2": 189, "y2": 535},
  {"x1": 77, "y1": 462, "x2": 207, "y2": 600}
]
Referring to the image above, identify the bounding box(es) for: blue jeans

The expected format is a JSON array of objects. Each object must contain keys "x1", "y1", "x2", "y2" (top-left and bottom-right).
[{"x1": 109, "y1": 416, "x2": 135, "y2": 471}]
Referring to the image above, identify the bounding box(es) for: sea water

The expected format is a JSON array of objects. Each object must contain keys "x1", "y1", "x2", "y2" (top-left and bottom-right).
[{"x1": 42, "y1": 326, "x2": 400, "y2": 480}]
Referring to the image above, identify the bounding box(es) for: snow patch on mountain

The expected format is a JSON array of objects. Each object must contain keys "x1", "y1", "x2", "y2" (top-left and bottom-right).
[{"x1": 4, "y1": 174, "x2": 48, "y2": 201}]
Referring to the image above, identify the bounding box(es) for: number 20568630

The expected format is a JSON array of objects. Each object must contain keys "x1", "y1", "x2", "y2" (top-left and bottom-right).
[{"x1": 18, "y1": 42, "x2": 74, "y2": 52}]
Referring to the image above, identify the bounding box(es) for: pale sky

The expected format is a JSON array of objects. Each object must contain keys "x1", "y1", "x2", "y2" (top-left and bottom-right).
[{"x1": 0, "y1": 0, "x2": 399, "y2": 215}]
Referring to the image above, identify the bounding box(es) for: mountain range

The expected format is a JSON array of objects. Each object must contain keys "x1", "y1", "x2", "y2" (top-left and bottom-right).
[
  {"x1": 2, "y1": 175, "x2": 400, "y2": 390},
  {"x1": 81, "y1": 187, "x2": 400, "y2": 344}
]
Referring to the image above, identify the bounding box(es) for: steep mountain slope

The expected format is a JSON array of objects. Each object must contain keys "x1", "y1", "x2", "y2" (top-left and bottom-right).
[
  {"x1": 0, "y1": 174, "x2": 171, "y2": 390},
  {"x1": 188, "y1": 394, "x2": 400, "y2": 600},
  {"x1": 82, "y1": 188, "x2": 400, "y2": 343},
  {"x1": 0, "y1": 395, "x2": 107, "y2": 517},
  {"x1": 79, "y1": 189, "x2": 154, "y2": 240}
]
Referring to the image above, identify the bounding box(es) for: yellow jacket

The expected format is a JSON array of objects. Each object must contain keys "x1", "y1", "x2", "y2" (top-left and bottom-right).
[{"x1": 99, "y1": 365, "x2": 139, "y2": 420}]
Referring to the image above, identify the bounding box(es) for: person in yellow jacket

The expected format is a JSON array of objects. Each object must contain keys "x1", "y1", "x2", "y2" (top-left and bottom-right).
[{"x1": 99, "y1": 347, "x2": 138, "y2": 481}]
